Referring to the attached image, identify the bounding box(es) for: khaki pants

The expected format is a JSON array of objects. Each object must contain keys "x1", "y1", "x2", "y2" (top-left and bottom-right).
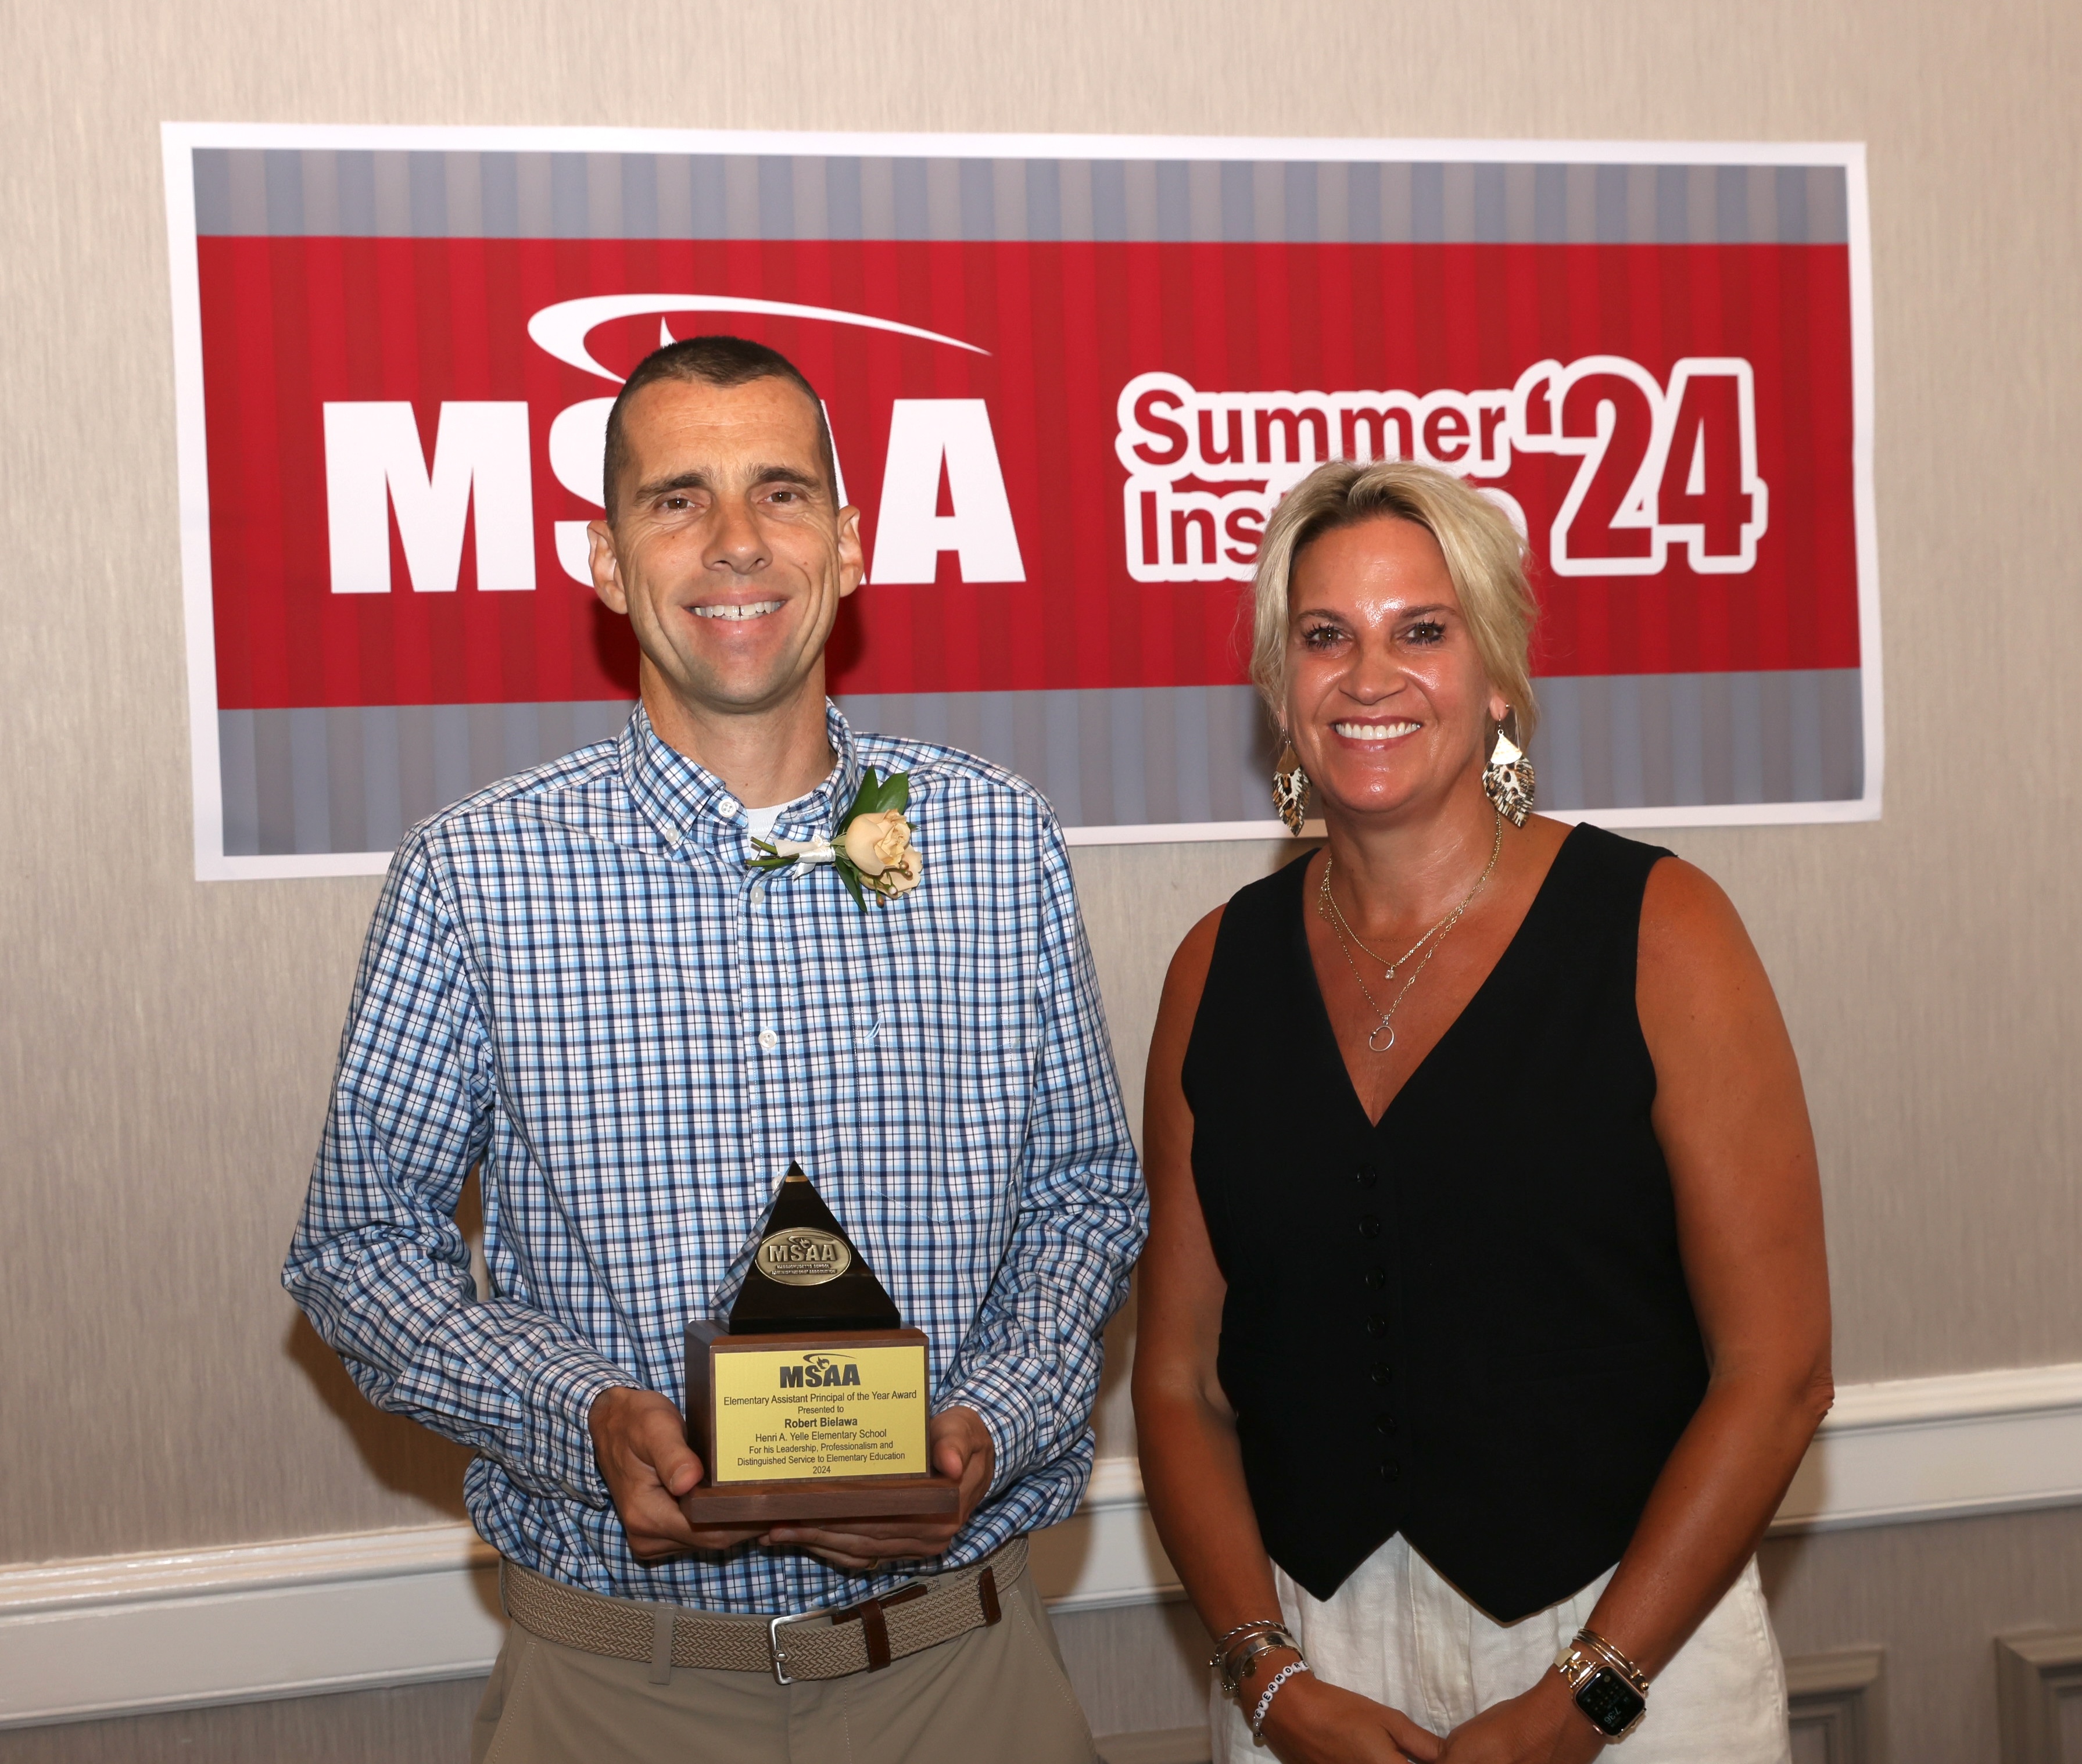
[{"x1": 473, "y1": 1565, "x2": 1097, "y2": 1763}]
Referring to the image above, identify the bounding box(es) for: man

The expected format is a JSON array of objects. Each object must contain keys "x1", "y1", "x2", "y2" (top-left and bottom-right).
[{"x1": 285, "y1": 336, "x2": 1144, "y2": 1762}]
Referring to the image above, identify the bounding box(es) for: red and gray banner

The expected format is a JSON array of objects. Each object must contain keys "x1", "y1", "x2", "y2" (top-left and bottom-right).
[{"x1": 162, "y1": 127, "x2": 1877, "y2": 879}]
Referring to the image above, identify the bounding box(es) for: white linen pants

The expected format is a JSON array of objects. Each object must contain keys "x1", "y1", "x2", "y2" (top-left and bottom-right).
[{"x1": 1211, "y1": 1535, "x2": 1790, "y2": 1762}]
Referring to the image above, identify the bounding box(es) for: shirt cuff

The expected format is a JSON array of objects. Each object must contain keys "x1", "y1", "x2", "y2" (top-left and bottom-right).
[
  {"x1": 524, "y1": 1349, "x2": 642, "y2": 1507},
  {"x1": 937, "y1": 1364, "x2": 1045, "y2": 1499}
]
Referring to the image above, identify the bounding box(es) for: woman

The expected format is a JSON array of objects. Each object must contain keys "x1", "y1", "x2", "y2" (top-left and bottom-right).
[{"x1": 1133, "y1": 460, "x2": 1832, "y2": 1763}]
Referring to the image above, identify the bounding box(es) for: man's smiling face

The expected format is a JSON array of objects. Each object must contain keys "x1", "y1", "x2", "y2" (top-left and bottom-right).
[{"x1": 587, "y1": 374, "x2": 863, "y2": 721}]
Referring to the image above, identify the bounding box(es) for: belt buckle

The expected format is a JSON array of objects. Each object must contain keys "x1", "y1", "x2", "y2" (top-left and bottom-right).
[
  {"x1": 766, "y1": 1613, "x2": 795, "y2": 1686},
  {"x1": 767, "y1": 1580, "x2": 916, "y2": 1684}
]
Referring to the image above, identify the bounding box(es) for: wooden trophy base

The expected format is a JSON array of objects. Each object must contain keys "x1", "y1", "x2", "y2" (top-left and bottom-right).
[
  {"x1": 684, "y1": 1322, "x2": 958, "y2": 1525},
  {"x1": 678, "y1": 1472, "x2": 961, "y2": 1526}
]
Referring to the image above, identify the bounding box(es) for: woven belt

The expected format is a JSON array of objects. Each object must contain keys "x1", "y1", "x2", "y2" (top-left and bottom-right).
[{"x1": 501, "y1": 1535, "x2": 1027, "y2": 1686}]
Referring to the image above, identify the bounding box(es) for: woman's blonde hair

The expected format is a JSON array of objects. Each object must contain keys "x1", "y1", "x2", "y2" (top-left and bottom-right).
[{"x1": 1249, "y1": 460, "x2": 1539, "y2": 741}]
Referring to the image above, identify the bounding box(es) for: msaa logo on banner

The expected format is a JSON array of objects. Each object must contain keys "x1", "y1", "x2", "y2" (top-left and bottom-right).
[{"x1": 319, "y1": 294, "x2": 1029, "y2": 597}]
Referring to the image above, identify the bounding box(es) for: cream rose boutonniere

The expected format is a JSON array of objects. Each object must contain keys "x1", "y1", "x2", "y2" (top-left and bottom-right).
[
  {"x1": 747, "y1": 767, "x2": 921, "y2": 909},
  {"x1": 842, "y1": 809, "x2": 922, "y2": 894}
]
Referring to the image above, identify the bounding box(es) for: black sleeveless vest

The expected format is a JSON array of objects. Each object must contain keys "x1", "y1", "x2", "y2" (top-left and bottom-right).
[{"x1": 1182, "y1": 824, "x2": 1708, "y2": 1622}]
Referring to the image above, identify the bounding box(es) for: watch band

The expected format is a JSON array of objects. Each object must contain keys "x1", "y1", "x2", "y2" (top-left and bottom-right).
[{"x1": 1554, "y1": 1630, "x2": 1649, "y2": 1740}]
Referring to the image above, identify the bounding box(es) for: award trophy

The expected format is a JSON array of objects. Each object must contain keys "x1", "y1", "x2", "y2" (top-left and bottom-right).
[{"x1": 682, "y1": 1164, "x2": 961, "y2": 1523}]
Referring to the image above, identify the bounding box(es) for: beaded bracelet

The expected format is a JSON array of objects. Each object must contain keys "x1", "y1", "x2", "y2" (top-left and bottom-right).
[{"x1": 1250, "y1": 1660, "x2": 1309, "y2": 1738}]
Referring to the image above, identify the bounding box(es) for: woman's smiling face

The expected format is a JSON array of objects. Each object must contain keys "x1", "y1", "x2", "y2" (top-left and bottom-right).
[{"x1": 1282, "y1": 515, "x2": 1508, "y2": 823}]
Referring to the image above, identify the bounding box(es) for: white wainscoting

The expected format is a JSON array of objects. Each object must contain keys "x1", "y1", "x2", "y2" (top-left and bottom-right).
[
  {"x1": 1773, "y1": 1361, "x2": 2082, "y2": 1530},
  {"x1": 6, "y1": 1361, "x2": 2081, "y2": 1730}
]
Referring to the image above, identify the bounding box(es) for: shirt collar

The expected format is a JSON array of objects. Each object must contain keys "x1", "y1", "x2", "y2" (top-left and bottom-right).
[{"x1": 621, "y1": 700, "x2": 862, "y2": 852}]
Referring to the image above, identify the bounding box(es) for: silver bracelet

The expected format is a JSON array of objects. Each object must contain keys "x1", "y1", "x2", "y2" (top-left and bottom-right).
[
  {"x1": 1250, "y1": 1659, "x2": 1309, "y2": 1739},
  {"x1": 1209, "y1": 1618, "x2": 1287, "y2": 1667},
  {"x1": 1218, "y1": 1627, "x2": 1301, "y2": 1695},
  {"x1": 1578, "y1": 1626, "x2": 1651, "y2": 1695}
]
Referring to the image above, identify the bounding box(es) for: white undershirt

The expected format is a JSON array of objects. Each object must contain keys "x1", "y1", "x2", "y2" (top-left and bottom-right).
[{"x1": 743, "y1": 804, "x2": 784, "y2": 842}]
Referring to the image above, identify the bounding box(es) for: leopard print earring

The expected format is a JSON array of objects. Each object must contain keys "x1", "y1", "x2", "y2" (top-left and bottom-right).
[
  {"x1": 1271, "y1": 739, "x2": 1310, "y2": 836},
  {"x1": 1482, "y1": 707, "x2": 1536, "y2": 827}
]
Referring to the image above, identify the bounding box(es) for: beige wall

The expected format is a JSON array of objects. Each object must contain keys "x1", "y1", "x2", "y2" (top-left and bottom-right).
[{"x1": 2, "y1": 0, "x2": 2079, "y2": 1747}]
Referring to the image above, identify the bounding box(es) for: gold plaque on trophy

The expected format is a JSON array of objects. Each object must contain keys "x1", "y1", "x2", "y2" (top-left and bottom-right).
[{"x1": 704, "y1": 1338, "x2": 929, "y2": 1483}]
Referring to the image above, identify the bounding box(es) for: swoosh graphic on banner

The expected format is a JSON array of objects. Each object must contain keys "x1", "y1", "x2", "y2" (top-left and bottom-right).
[{"x1": 528, "y1": 295, "x2": 990, "y2": 382}]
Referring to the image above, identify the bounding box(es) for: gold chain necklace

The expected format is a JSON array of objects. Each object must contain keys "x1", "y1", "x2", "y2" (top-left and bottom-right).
[
  {"x1": 1317, "y1": 809, "x2": 1504, "y2": 1053},
  {"x1": 1323, "y1": 861, "x2": 1453, "y2": 981},
  {"x1": 1318, "y1": 809, "x2": 1504, "y2": 979}
]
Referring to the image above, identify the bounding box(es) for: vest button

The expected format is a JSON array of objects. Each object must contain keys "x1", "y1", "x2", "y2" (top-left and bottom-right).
[
  {"x1": 1366, "y1": 1315, "x2": 1388, "y2": 1338},
  {"x1": 1363, "y1": 1268, "x2": 1386, "y2": 1290},
  {"x1": 1370, "y1": 1363, "x2": 1391, "y2": 1386},
  {"x1": 1359, "y1": 1214, "x2": 1382, "y2": 1239},
  {"x1": 1380, "y1": 1459, "x2": 1403, "y2": 1482},
  {"x1": 1354, "y1": 1164, "x2": 1380, "y2": 1188}
]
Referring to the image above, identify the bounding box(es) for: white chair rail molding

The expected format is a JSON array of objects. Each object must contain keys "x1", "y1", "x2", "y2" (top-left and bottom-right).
[{"x1": 6, "y1": 1359, "x2": 2082, "y2": 1730}]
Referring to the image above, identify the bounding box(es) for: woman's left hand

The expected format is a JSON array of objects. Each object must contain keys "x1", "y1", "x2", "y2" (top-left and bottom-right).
[{"x1": 1433, "y1": 1671, "x2": 1604, "y2": 1763}]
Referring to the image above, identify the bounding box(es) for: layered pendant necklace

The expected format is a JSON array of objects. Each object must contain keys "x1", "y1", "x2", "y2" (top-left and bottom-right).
[{"x1": 1317, "y1": 808, "x2": 1504, "y2": 1053}]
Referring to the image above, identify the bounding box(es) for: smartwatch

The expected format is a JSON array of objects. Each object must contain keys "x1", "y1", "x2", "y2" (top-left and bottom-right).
[{"x1": 1554, "y1": 1631, "x2": 1649, "y2": 1740}]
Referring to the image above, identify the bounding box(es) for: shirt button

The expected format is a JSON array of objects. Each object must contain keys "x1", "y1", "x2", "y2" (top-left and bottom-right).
[
  {"x1": 1364, "y1": 1268, "x2": 1386, "y2": 1290},
  {"x1": 757, "y1": 1028, "x2": 780, "y2": 1052},
  {"x1": 1370, "y1": 1363, "x2": 1391, "y2": 1386},
  {"x1": 1375, "y1": 1413, "x2": 1398, "y2": 1435},
  {"x1": 1380, "y1": 1459, "x2": 1403, "y2": 1483},
  {"x1": 1366, "y1": 1315, "x2": 1388, "y2": 1338},
  {"x1": 1354, "y1": 1164, "x2": 1379, "y2": 1189},
  {"x1": 1358, "y1": 1214, "x2": 1382, "y2": 1240}
]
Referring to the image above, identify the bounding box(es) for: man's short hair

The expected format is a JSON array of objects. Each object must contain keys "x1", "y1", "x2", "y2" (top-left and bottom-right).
[{"x1": 602, "y1": 335, "x2": 838, "y2": 520}]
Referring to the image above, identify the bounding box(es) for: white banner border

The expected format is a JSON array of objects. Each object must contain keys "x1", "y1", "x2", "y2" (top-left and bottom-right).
[{"x1": 160, "y1": 126, "x2": 1880, "y2": 881}]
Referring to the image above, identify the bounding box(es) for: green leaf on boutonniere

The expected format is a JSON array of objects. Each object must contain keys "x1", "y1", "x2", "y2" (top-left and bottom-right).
[
  {"x1": 844, "y1": 766, "x2": 907, "y2": 823},
  {"x1": 835, "y1": 859, "x2": 867, "y2": 910}
]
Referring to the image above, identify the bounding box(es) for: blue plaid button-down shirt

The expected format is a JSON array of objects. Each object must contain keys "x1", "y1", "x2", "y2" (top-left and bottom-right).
[{"x1": 284, "y1": 703, "x2": 1145, "y2": 1614}]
